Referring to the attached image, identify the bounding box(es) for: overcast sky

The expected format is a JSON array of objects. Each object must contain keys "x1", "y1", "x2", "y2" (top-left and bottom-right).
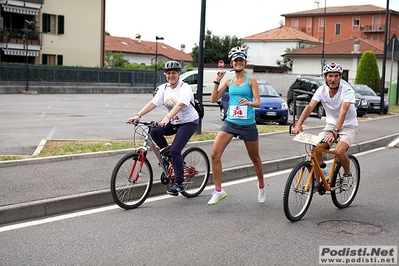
[{"x1": 105, "y1": 0, "x2": 399, "y2": 52}]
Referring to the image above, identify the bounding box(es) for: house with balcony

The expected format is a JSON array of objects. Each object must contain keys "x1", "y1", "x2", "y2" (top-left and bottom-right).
[
  {"x1": 281, "y1": 4, "x2": 399, "y2": 43},
  {"x1": 0, "y1": 0, "x2": 106, "y2": 67}
]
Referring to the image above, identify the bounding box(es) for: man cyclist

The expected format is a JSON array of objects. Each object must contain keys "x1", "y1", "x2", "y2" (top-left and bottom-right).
[{"x1": 292, "y1": 62, "x2": 358, "y2": 191}]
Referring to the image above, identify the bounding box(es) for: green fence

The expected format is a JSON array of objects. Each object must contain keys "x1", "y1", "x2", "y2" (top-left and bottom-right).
[{"x1": 0, "y1": 64, "x2": 166, "y2": 87}]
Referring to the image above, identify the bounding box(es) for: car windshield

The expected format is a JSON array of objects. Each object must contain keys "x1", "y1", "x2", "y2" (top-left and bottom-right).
[
  {"x1": 259, "y1": 83, "x2": 279, "y2": 97},
  {"x1": 353, "y1": 85, "x2": 377, "y2": 96}
]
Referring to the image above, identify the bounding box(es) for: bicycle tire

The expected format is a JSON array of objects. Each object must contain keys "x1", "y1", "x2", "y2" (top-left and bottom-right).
[
  {"x1": 110, "y1": 152, "x2": 153, "y2": 209},
  {"x1": 283, "y1": 161, "x2": 314, "y2": 222},
  {"x1": 331, "y1": 154, "x2": 360, "y2": 209},
  {"x1": 180, "y1": 147, "x2": 210, "y2": 198}
]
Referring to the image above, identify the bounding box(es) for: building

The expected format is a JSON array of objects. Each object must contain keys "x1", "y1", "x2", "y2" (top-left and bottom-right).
[
  {"x1": 0, "y1": 0, "x2": 106, "y2": 67},
  {"x1": 105, "y1": 34, "x2": 192, "y2": 67},
  {"x1": 283, "y1": 36, "x2": 398, "y2": 87},
  {"x1": 282, "y1": 4, "x2": 399, "y2": 43},
  {"x1": 243, "y1": 25, "x2": 320, "y2": 66}
]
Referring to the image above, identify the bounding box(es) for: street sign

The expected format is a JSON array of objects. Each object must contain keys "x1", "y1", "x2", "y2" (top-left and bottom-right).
[{"x1": 218, "y1": 60, "x2": 224, "y2": 69}]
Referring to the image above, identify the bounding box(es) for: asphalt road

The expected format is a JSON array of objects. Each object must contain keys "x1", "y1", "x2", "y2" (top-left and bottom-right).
[
  {"x1": 0, "y1": 93, "x2": 325, "y2": 156},
  {"x1": 1, "y1": 147, "x2": 398, "y2": 265}
]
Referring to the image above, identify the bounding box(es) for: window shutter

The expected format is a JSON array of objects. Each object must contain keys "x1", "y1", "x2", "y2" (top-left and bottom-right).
[
  {"x1": 58, "y1": 15, "x2": 64, "y2": 34},
  {"x1": 42, "y1": 54, "x2": 48, "y2": 65},
  {"x1": 42, "y1": 13, "x2": 48, "y2": 33},
  {"x1": 57, "y1": 55, "x2": 63, "y2": 66}
]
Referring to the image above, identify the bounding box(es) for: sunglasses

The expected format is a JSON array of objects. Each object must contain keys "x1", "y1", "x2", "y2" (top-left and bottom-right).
[{"x1": 232, "y1": 53, "x2": 246, "y2": 58}]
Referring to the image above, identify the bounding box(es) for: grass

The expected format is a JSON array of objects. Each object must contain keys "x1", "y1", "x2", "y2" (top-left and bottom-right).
[{"x1": 0, "y1": 124, "x2": 289, "y2": 161}]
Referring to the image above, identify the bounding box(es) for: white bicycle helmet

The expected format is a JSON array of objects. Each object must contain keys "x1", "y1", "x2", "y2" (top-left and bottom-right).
[
  {"x1": 228, "y1": 46, "x2": 247, "y2": 61},
  {"x1": 163, "y1": 61, "x2": 182, "y2": 73},
  {"x1": 323, "y1": 62, "x2": 343, "y2": 75}
]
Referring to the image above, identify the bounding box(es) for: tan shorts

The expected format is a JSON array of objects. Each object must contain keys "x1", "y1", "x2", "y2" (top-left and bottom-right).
[{"x1": 318, "y1": 125, "x2": 358, "y2": 147}]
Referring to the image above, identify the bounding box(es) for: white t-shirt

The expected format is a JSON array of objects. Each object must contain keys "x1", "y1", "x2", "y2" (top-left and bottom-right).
[
  {"x1": 151, "y1": 81, "x2": 199, "y2": 124},
  {"x1": 312, "y1": 83, "x2": 358, "y2": 127}
]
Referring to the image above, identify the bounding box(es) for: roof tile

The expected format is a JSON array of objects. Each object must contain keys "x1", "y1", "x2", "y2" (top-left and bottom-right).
[
  {"x1": 105, "y1": 35, "x2": 192, "y2": 62},
  {"x1": 285, "y1": 38, "x2": 384, "y2": 55}
]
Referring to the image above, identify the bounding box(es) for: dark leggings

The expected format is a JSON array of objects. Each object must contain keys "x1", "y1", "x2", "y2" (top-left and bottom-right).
[{"x1": 150, "y1": 122, "x2": 198, "y2": 184}]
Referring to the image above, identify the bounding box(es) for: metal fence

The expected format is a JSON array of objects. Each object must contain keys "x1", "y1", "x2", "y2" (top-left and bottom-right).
[{"x1": 0, "y1": 64, "x2": 166, "y2": 87}]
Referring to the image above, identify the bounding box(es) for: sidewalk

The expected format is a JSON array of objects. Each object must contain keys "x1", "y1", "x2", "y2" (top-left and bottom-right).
[{"x1": 1, "y1": 115, "x2": 399, "y2": 225}]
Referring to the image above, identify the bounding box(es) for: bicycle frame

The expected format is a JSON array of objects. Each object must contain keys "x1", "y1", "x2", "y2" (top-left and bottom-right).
[
  {"x1": 133, "y1": 123, "x2": 172, "y2": 178},
  {"x1": 301, "y1": 145, "x2": 338, "y2": 192}
]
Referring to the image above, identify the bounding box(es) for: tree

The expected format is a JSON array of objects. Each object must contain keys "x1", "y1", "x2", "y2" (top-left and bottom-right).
[
  {"x1": 354, "y1": 51, "x2": 381, "y2": 92},
  {"x1": 104, "y1": 51, "x2": 129, "y2": 68},
  {"x1": 277, "y1": 46, "x2": 305, "y2": 71},
  {"x1": 191, "y1": 30, "x2": 246, "y2": 64}
]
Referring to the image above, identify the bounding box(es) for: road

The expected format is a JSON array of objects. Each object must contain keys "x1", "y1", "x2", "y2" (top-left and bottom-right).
[
  {"x1": 1, "y1": 147, "x2": 398, "y2": 265},
  {"x1": 0, "y1": 93, "x2": 325, "y2": 156}
]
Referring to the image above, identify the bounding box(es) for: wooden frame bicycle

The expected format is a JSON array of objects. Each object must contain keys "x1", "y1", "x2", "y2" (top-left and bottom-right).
[{"x1": 283, "y1": 130, "x2": 361, "y2": 222}]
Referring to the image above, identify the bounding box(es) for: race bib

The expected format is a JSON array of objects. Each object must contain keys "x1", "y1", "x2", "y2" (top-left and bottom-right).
[{"x1": 229, "y1": 105, "x2": 248, "y2": 119}]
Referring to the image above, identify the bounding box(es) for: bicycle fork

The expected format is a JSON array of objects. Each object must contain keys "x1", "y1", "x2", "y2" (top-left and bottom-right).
[{"x1": 128, "y1": 149, "x2": 147, "y2": 183}]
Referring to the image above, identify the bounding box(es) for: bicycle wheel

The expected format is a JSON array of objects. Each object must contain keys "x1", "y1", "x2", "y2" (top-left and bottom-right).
[
  {"x1": 331, "y1": 154, "x2": 360, "y2": 209},
  {"x1": 180, "y1": 147, "x2": 210, "y2": 198},
  {"x1": 283, "y1": 161, "x2": 314, "y2": 222},
  {"x1": 110, "y1": 152, "x2": 153, "y2": 209}
]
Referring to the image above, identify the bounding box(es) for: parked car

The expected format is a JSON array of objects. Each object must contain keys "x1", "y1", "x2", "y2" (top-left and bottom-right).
[
  {"x1": 286, "y1": 75, "x2": 368, "y2": 118},
  {"x1": 352, "y1": 84, "x2": 388, "y2": 114},
  {"x1": 219, "y1": 80, "x2": 289, "y2": 125}
]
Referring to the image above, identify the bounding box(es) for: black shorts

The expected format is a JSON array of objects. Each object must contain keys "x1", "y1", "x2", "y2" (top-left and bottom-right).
[{"x1": 220, "y1": 120, "x2": 259, "y2": 141}]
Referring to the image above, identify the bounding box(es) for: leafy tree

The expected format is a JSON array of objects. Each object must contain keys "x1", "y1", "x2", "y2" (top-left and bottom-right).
[
  {"x1": 354, "y1": 51, "x2": 381, "y2": 92},
  {"x1": 277, "y1": 46, "x2": 305, "y2": 71},
  {"x1": 191, "y1": 30, "x2": 246, "y2": 64},
  {"x1": 104, "y1": 51, "x2": 129, "y2": 68}
]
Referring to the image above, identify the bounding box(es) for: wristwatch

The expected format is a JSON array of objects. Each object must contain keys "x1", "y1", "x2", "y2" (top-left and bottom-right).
[{"x1": 333, "y1": 128, "x2": 340, "y2": 132}]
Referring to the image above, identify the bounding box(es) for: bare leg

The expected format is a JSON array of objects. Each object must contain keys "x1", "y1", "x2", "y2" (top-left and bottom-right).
[
  {"x1": 210, "y1": 131, "x2": 234, "y2": 189},
  {"x1": 243, "y1": 139, "x2": 264, "y2": 187},
  {"x1": 334, "y1": 141, "x2": 351, "y2": 174}
]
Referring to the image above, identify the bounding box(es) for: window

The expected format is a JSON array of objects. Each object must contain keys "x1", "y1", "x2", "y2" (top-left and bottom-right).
[
  {"x1": 335, "y1": 23, "x2": 341, "y2": 36},
  {"x1": 292, "y1": 19, "x2": 298, "y2": 30},
  {"x1": 42, "y1": 13, "x2": 64, "y2": 34},
  {"x1": 353, "y1": 17, "x2": 360, "y2": 26},
  {"x1": 352, "y1": 16, "x2": 360, "y2": 31},
  {"x1": 42, "y1": 54, "x2": 63, "y2": 65},
  {"x1": 371, "y1": 35, "x2": 379, "y2": 41},
  {"x1": 318, "y1": 17, "x2": 324, "y2": 32},
  {"x1": 307, "y1": 18, "x2": 312, "y2": 32}
]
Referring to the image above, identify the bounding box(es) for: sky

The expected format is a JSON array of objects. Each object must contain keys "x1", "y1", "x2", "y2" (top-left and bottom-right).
[{"x1": 105, "y1": 0, "x2": 399, "y2": 52}]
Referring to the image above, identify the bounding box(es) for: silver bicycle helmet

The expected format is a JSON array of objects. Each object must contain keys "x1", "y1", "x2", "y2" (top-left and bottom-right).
[
  {"x1": 323, "y1": 62, "x2": 343, "y2": 75},
  {"x1": 228, "y1": 46, "x2": 247, "y2": 61},
  {"x1": 163, "y1": 61, "x2": 182, "y2": 73}
]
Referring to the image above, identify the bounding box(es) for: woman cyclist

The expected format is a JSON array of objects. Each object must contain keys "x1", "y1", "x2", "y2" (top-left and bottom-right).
[{"x1": 127, "y1": 61, "x2": 199, "y2": 196}]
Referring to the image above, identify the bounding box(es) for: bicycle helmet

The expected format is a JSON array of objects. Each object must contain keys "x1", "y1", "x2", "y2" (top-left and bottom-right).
[
  {"x1": 228, "y1": 46, "x2": 247, "y2": 61},
  {"x1": 163, "y1": 61, "x2": 182, "y2": 73},
  {"x1": 323, "y1": 62, "x2": 343, "y2": 75}
]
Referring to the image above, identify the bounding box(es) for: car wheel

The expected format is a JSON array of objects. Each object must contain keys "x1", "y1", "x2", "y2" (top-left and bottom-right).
[
  {"x1": 317, "y1": 104, "x2": 324, "y2": 119},
  {"x1": 278, "y1": 120, "x2": 287, "y2": 125},
  {"x1": 220, "y1": 107, "x2": 226, "y2": 121},
  {"x1": 288, "y1": 101, "x2": 294, "y2": 115}
]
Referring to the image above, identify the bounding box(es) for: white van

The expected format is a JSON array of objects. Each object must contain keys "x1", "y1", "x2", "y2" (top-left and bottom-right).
[{"x1": 179, "y1": 69, "x2": 236, "y2": 105}]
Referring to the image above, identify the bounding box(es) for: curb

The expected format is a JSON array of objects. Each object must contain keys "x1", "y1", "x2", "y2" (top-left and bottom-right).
[{"x1": 1, "y1": 133, "x2": 399, "y2": 225}]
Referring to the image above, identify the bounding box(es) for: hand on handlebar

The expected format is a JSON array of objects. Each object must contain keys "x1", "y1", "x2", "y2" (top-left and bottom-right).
[
  {"x1": 291, "y1": 125, "x2": 303, "y2": 135},
  {"x1": 127, "y1": 115, "x2": 141, "y2": 123}
]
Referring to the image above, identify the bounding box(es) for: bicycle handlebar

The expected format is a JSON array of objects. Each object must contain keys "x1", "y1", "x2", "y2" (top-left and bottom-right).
[{"x1": 126, "y1": 120, "x2": 159, "y2": 127}]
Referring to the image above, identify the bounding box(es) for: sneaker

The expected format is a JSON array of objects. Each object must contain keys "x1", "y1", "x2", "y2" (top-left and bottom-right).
[
  {"x1": 342, "y1": 173, "x2": 353, "y2": 189},
  {"x1": 258, "y1": 185, "x2": 266, "y2": 204},
  {"x1": 207, "y1": 189, "x2": 227, "y2": 205},
  {"x1": 167, "y1": 182, "x2": 184, "y2": 196}
]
